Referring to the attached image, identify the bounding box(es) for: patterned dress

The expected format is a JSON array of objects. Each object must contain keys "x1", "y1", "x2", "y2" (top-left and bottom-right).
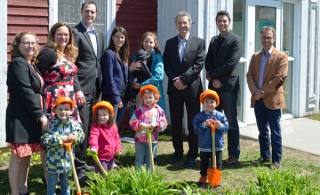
[{"x1": 44, "y1": 58, "x2": 80, "y2": 122}]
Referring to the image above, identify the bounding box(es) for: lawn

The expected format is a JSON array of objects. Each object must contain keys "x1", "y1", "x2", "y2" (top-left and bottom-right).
[{"x1": 0, "y1": 126, "x2": 320, "y2": 194}]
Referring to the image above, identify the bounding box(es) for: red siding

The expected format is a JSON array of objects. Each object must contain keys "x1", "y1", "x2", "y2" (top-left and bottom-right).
[
  {"x1": 116, "y1": 0, "x2": 158, "y2": 130},
  {"x1": 7, "y1": 0, "x2": 49, "y2": 64}
]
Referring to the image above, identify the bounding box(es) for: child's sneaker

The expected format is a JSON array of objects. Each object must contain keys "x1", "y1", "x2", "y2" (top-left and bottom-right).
[{"x1": 197, "y1": 176, "x2": 207, "y2": 187}]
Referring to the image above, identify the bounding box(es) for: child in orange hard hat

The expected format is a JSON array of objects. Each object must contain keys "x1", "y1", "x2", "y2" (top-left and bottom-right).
[
  {"x1": 193, "y1": 90, "x2": 229, "y2": 187},
  {"x1": 41, "y1": 97, "x2": 84, "y2": 195},
  {"x1": 89, "y1": 101, "x2": 122, "y2": 172},
  {"x1": 129, "y1": 85, "x2": 167, "y2": 172}
]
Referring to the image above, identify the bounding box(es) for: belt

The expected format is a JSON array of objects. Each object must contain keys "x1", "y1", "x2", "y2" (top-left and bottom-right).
[{"x1": 47, "y1": 81, "x2": 74, "y2": 86}]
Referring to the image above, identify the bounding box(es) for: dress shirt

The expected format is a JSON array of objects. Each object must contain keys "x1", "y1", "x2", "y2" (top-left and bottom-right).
[
  {"x1": 178, "y1": 33, "x2": 189, "y2": 63},
  {"x1": 258, "y1": 46, "x2": 273, "y2": 89}
]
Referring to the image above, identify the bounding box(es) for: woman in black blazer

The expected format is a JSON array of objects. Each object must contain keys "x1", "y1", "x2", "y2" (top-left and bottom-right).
[{"x1": 6, "y1": 31, "x2": 50, "y2": 195}]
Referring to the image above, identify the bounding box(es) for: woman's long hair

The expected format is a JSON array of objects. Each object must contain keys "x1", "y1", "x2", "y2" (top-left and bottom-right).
[
  {"x1": 139, "y1": 31, "x2": 161, "y2": 54},
  {"x1": 10, "y1": 31, "x2": 40, "y2": 65},
  {"x1": 45, "y1": 22, "x2": 78, "y2": 62},
  {"x1": 106, "y1": 26, "x2": 130, "y2": 65}
]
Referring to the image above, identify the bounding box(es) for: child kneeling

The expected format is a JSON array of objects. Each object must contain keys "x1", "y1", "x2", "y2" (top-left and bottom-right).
[
  {"x1": 41, "y1": 97, "x2": 84, "y2": 195},
  {"x1": 193, "y1": 90, "x2": 229, "y2": 186},
  {"x1": 129, "y1": 85, "x2": 167, "y2": 172}
]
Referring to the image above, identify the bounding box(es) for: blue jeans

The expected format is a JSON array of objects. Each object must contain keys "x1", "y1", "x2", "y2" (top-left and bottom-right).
[
  {"x1": 135, "y1": 142, "x2": 157, "y2": 172},
  {"x1": 254, "y1": 99, "x2": 282, "y2": 163},
  {"x1": 114, "y1": 101, "x2": 128, "y2": 126},
  {"x1": 47, "y1": 173, "x2": 70, "y2": 195},
  {"x1": 215, "y1": 91, "x2": 240, "y2": 158}
]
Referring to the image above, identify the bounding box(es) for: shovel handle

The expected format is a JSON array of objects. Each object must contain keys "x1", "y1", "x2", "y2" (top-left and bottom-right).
[
  {"x1": 63, "y1": 141, "x2": 73, "y2": 152},
  {"x1": 210, "y1": 123, "x2": 217, "y2": 167},
  {"x1": 87, "y1": 148, "x2": 108, "y2": 178}
]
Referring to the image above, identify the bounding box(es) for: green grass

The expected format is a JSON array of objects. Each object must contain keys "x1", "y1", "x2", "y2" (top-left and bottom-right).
[
  {"x1": 307, "y1": 112, "x2": 320, "y2": 121},
  {"x1": 1, "y1": 127, "x2": 320, "y2": 194}
]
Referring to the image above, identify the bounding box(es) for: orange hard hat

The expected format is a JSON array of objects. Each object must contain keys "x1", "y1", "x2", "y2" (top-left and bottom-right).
[
  {"x1": 199, "y1": 90, "x2": 220, "y2": 107},
  {"x1": 52, "y1": 97, "x2": 75, "y2": 110},
  {"x1": 92, "y1": 101, "x2": 114, "y2": 117},
  {"x1": 138, "y1": 85, "x2": 160, "y2": 100}
]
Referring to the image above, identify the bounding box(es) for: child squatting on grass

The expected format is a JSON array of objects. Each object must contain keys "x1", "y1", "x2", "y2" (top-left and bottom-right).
[
  {"x1": 89, "y1": 101, "x2": 122, "y2": 173},
  {"x1": 193, "y1": 90, "x2": 229, "y2": 187},
  {"x1": 129, "y1": 85, "x2": 167, "y2": 172},
  {"x1": 41, "y1": 97, "x2": 84, "y2": 195}
]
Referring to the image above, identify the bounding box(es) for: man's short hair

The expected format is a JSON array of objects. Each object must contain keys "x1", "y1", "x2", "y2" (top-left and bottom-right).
[
  {"x1": 260, "y1": 26, "x2": 276, "y2": 38},
  {"x1": 216, "y1": 10, "x2": 231, "y2": 22},
  {"x1": 174, "y1": 11, "x2": 192, "y2": 24},
  {"x1": 81, "y1": 1, "x2": 97, "y2": 12}
]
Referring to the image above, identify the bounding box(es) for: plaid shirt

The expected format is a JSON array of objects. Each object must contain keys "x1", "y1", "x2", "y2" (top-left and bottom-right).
[{"x1": 41, "y1": 117, "x2": 84, "y2": 173}]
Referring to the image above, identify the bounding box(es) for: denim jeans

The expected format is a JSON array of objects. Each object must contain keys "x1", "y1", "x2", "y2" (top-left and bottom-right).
[
  {"x1": 47, "y1": 173, "x2": 70, "y2": 195},
  {"x1": 254, "y1": 99, "x2": 282, "y2": 163},
  {"x1": 215, "y1": 91, "x2": 240, "y2": 158},
  {"x1": 114, "y1": 101, "x2": 128, "y2": 126},
  {"x1": 135, "y1": 142, "x2": 157, "y2": 172}
]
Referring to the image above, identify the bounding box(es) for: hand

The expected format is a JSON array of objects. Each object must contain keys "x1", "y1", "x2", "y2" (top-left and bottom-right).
[
  {"x1": 127, "y1": 101, "x2": 132, "y2": 109},
  {"x1": 204, "y1": 119, "x2": 212, "y2": 127},
  {"x1": 214, "y1": 121, "x2": 222, "y2": 129},
  {"x1": 116, "y1": 102, "x2": 123, "y2": 108},
  {"x1": 68, "y1": 134, "x2": 75, "y2": 142},
  {"x1": 61, "y1": 136, "x2": 69, "y2": 143},
  {"x1": 90, "y1": 148, "x2": 97, "y2": 154},
  {"x1": 253, "y1": 90, "x2": 264, "y2": 100},
  {"x1": 132, "y1": 83, "x2": 140, "y2": 89},
  {"x1": 211, "y1": 79, "x2": 223, "y2": 89},
  {"x1": 173, "y1": 77, "x2": 186, "y2": 90},
  {"x1": 75, "y1": 91, "x2": 86, "y2": 107},
  {"x1": 115, "y1": 149, "x2": 122, "y2": 155},
  {"x1": 40, "y1": 116, "x2": 52, "y2": 130},
  {"x1": 129, "y1": 61, "x2": 142, "y2": 72},
  {"x1": 206, "y1": 72, "x2": 211, "y2": 81},
  {"x1": 150, "y1": 122, "x2": 157, "y2": 128}
]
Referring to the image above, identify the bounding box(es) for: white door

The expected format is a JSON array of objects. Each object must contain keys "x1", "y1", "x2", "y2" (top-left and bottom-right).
[{"x1": 245, "y1": 0, "x2": 282, "y2": 124}]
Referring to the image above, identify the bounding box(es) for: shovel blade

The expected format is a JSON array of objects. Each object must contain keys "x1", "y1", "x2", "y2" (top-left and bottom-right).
[{"x1": 207, "y1": 166, "x2": 222, "y2": 187}]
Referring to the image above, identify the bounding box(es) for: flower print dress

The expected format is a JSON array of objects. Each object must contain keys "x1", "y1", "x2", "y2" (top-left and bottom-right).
[{"x1": 44, "y1": 58, "x2": 81, "y2": 122}]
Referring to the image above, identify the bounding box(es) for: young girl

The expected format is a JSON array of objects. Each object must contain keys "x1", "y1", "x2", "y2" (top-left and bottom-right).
[
  {"x1": 129, "y1": 85, "x2": 167, "y2": 172},
  {"x1": 89, "y1": 101, "x2": 122, "y2": 173}
]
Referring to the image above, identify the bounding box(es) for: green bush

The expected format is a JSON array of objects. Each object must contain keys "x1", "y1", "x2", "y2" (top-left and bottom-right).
[{"x1": 230, "y1": 168, "x2": 320, "y2": 195}]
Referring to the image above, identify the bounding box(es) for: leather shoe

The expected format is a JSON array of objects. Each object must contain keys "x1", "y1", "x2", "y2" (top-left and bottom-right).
[
  {"x1": 252, "y1": 157, "x2": 270, "y2": 164},
  {"x1": 184, "y1": 158, "x2": 196, "y2": 168},
  {"x1": 168, "y1": 153, "x2": 183, "y2": 164},
  {"x1": 226, "y1": 156, "x2": 238, "y2": 165},
  {"x1": 84, "y1": 164, "x2": 95, "y2": 172}
]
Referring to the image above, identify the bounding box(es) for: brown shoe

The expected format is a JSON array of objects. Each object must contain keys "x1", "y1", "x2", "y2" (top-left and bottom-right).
[
  {"x1": 226, "y1": 156, "x2": 238, "y2": 165},
  {"x1": 251, "y1": 157, "x2": 271, "y2": 164},
  {"x1": 270, "y1": 162, "x2": 281, "y2": 169}
]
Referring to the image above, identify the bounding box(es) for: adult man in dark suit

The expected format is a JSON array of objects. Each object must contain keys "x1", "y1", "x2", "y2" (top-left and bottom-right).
[
  {"x1": 247, "y1": 26, "x2": 288, "y2": 169},
  {"x1": 163, "y1": 11, "x2": 205, "y2": 168},
  {"x1": 72, "y1": 1, "x2": 105, "y2": 182},
  {"x1": 205, "y1": 10, "x2": 243, "y2": 165}
]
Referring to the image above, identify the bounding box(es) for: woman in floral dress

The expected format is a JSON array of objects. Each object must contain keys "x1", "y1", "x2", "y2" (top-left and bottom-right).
[{"x1": 36, "y1": 22, "x2": 83, "y2": 122}]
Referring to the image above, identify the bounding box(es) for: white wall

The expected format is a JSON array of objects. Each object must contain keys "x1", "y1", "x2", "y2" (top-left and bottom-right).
[{"x1": 0, "y1": 0, "x2": 7, "y2": 148}]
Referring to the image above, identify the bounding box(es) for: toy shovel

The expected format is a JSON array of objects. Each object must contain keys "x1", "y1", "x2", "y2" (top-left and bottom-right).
[
  {"x1": 87, "y1": 148, "x2": 108, "y2": 178},
  {"x1": 63, "y1": 141, "x2": 82, "y2": 195},
  {"x1": 143, "y1": 127, "x2": 155, "y2": 173},
  {"x1": 207, "y1": 120, "x2": 222, "y2": 187}
]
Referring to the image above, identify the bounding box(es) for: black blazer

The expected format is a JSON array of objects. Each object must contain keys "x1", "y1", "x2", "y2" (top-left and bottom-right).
[
  {"x1": 163, "y1": 35, "x2": 205, "y2": 97},
  {"x1": 6, "y1": 56, "x2": 45, "y2": 143},
  {"x1": 72, "y1": 22, "x2": 105, "y2": 95},
  {"x1": 205, "y1": 30, "x2": 243, "y2": 92}
]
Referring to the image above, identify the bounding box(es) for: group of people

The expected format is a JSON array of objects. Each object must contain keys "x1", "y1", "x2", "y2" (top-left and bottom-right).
[{"x1": 5, "y1": 0, "x2": 288, "y2": 194}]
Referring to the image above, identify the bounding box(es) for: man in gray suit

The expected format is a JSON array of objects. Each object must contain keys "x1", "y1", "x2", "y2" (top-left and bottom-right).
[
  {"x1": 205, "y1": 10, "x2": 243, "y2": 166},
  {"x1": 72, "y1": 1, "x2": 105, "y2": 183},
  {"x1": 163, "y1": 11, "x2": 205, "y2": 168}
]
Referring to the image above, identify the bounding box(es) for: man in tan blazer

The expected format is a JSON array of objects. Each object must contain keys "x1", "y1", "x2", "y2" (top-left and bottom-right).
[{"x1": 246, "y1": 26, "x2": 288, "y2": 169}]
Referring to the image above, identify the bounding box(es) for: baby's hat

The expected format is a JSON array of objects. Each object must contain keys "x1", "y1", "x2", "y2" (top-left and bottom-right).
[
  {"x1": 135, "y1": 49, "x2": 150, "y2": 61},
  {"x1": 92, "y1": 101, "x2": 114, "y2": 117},
  {"x1": 199, "y1": 90, "x2": 220, "y2": 107}
]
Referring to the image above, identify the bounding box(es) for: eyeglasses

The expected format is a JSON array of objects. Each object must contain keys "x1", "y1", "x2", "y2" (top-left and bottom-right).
[
  {"x1": 56, "y1": 33, "x2": 69, "y2": 38},
  {"x1": 114, "y1": 35, "x2": 126, "y2": 40},
  {"x1": 19, "y1": 41, "x2": 37, "y2": 46},
  {"x1": 260, "y1": 36, "x2": 273, "y2": 41}
]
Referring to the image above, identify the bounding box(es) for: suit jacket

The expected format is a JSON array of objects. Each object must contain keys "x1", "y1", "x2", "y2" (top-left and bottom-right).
[
  {"x1": 163, "y1": 34, "x2": 205, "y2": 97},
  {"x1": 72, "y1": 22, "x2": 105, "y2": 95},
  {"x1": 246, "y1": 47, "x2": 288, "y2": 110},
  {"x1": 205, "y1": 30, "x2": 243, "y2": 92},
  {"x1": 6, "y1": 56, "x2": 45, "y2": 143}
]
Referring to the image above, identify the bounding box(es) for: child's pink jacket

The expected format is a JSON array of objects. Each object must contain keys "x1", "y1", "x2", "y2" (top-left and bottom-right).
[{"x1": 89, "y1": 123, "x2": 122, "y2": 161}]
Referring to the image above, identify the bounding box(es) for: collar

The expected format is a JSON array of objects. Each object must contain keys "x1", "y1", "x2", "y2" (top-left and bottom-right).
[
  {"x1": 142, "y1": 103, "x2": 158, "y2": 109},
  {"x1": 80, "y1": 21, "x2": 95, "y2": 32},
  {"x1": 205, "y1": 109, "x2": 216, "y2": 115},
  {"x1": 178, "y1": 32, "x2": 190, "y2": 41},
  {"x1": 261, "y1": 46, "x2": 274, "y2": 56}
]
